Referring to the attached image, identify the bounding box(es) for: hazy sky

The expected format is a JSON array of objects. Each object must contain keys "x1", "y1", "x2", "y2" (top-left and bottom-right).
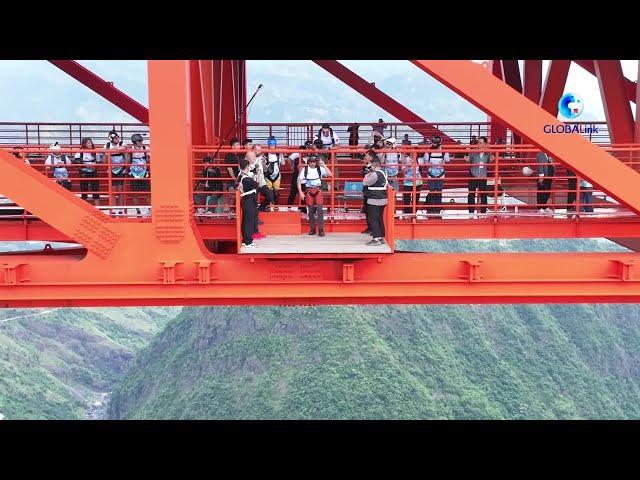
[{"x1": 0, "y1": 60, "x2": 636, "y2": 124}]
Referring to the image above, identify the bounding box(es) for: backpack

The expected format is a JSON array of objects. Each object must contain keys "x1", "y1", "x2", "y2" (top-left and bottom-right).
[
  {"x1": 317, "y1": 127, "x2": 335, "y2": 146},
  {"x1": 265, "y1": 155, "x2": 279, "y2": 180}
]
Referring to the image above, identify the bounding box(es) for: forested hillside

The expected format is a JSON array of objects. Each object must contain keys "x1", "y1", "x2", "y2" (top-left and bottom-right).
[{"x1": 109, "y1": 240, "x2": 640, "y2": 419}]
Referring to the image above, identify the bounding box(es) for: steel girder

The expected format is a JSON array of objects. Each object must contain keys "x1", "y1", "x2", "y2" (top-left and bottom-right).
[
  {"x1": 313, "y1": 60, "x2": 455, "y2": 143},
  {"x1": 594, "y1": 60, "x2": 635, "y2": 144},
  {"x1": 49, "y1": 60, "x2": 149, "y2": 123}
]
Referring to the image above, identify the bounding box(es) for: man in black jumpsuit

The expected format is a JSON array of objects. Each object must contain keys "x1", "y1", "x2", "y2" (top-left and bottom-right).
[{"x1": 238, "y1": 158, "x2": 259, "y2": 248}]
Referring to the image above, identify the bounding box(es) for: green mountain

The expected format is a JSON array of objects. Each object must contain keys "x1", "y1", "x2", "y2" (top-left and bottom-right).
[
  {"x1": 0, "y1": 307, "x2": 180, "y2": 419},
  {"x1": 109, "y1": 239, "x2": 640, "y2": 420}
]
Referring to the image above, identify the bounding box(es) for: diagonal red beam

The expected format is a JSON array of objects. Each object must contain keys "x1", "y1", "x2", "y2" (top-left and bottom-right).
[
  {"x1": 411, "y1": 60, "x2": 640, "y2": 215},
  {"x1": 539, "y1": 60, "x2": 571, "y2": 116},
  {"x1": 312, "y1": 60, "x2": 455, "y2": 143},
  {"x1": 594, "y1": 60, "x2": 635, "y2": 144},
  {"x1": 574, "y1": 60, "x2": 637, "y2": 103},
  {"x1": 49, "y1": 60, "x2": 149, "y2": 123}
]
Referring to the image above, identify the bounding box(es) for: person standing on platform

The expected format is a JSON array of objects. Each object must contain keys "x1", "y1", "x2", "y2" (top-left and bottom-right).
[
  {"x1": 298, "y1": 154, "x2": 332, "y2": 237},
  {"x1": 246, "y1": 150, "x2": 269, "y2": 239},
  {"x1": 287, "y1": 140, "x2": 312, "y2": 210},
  {"x1": 536, "y1": 151, "x2": 555, "y2": 215},
  {"x1": 424, "y1": 135, "x2": 450, "y2": 218},
  {"x1": 383, "y1": 137, "x2": 400, "y2": 192},
  {"x1": 361, "y1": 149, "x2": 376, "y2": 234},
  {"x1": 263, "y1": 136, "x2": 285, "y2": 207},
  {"x1": 465, "y1": 136, "x2": 494, "y2": 217},
  {"x1": 362, "y1": 157, "x2": 388, "y2": 246},
  {"x1": 44, "y1": 142, "x2": 72, "y2": 191},
  {"x1": 237, "y1": 158, "x2": 259, "y2": 248},
  {"x1": 73, "y1": 137, "x2": 101, "y2": 206}
]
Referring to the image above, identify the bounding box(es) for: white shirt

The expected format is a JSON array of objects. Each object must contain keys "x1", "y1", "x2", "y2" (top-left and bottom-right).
[
  {"x1": 45, "y1": 154, "x2": 71, "y2": 179},
  {"x1": 298, "y1": 165, "x2": 330, "y2": 188},
  {"x1": 315, "y1": 131, "x2": 340, "y2": 147},
  {"x1": 250, "y1": 160, "x2": 266, "y2": 187},
  {"x1": 264, "y1": 153, "x2": 284, "y2": 179}
]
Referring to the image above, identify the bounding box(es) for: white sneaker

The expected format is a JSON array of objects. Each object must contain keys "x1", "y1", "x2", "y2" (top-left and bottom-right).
[
  {"x1": 545, "y1": 207, "x2": 554, "y2": 215},
  {"x1": 538, "y1": 208, "x2": 546, "y2": 214},
  {"x1": 242, "y1": 243, "x2": 256, "y2": 248}
]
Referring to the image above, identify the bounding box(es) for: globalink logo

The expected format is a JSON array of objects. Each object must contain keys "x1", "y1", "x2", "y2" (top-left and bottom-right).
[
  {"x1": 543, "y1": 92, "x2": 597, "y2": 134},
  {"x1": 558, "y1": 93, "x2": 584, "y2": 119}
]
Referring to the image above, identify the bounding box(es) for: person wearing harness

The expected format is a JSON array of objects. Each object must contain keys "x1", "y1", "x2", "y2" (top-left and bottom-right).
[
  {"x1": 383, "y1": 137, "x2": 400, "y2": 192},
  {"x1": 361, "y1": 149, "x2": 376, "y2": 234},
  {"x1": 314, "y1": 123, "x2": 340, "y2": 151},
  {"x1": 44, "y1": 142, "x2": 72, "y2": 191},
  {"x1": 251, "y1": 145, "x2": 274, "y2": 213},
  {"x1": 362, "y1": 157, "x2": 388, "y2": 246},
  {"x1": 73, "y1": 137, "x2": 101, "y2": 205},
  {"x1": 297, "y1": 155, "x2": 332, "y2": 237},
  {"x1": 402, "y1": 150, "x2": 425, "y2": 215},
  {"x1": 129, "y1": 133, "x2": 150, "y2": 215},
  {"x1": 237, "y1": 158, "x2": 259, "y2": 248},
  {"x1": 263, "y1": 136, "x2": 285, "y2": 206},
  {"x1": 287, "y1": 140, "x2": 312, "y2": 207},
  {"x1": 244, "y1": 151, "x2": 267, "y2": 239},
  {"x1": 425, "y1": 135, "x2": 451, "y2": 217},
  {"x1": 104, "y1": 130, "x2": 126, "y2": 215}
]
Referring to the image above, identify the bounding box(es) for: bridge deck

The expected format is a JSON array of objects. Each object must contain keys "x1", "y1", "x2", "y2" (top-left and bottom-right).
[{"x1": 240, "y1": 232, "x2": 392, "y2": 254}]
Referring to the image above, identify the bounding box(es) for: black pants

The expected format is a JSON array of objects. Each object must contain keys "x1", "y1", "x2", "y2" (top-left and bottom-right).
[
  {"x1": 363, "y1": 194, "x2": 372, "y2": 231},
  {"x1": 566, "y1": 177, "x2": 577, "y2": 211},
  {"x1": 80, "y1": 170, "x2": 100, "y2": 200},
  {"x1": 57, "y1": 179, "x2": 72, "y2": 191},
  {"x1": 403, "y1": 184, "x2": 421, "y2": 214},
  {"x1": 258, "y1": 185, "x2": 274, "y2": 211},
  {"x1": 241, "y1": 194, "x2": 257, "y2": 245},
  {"x1": 287, "y1": 171, "x2": 299, "y2": 205},
  {"x1": 367, "y1": 203, "x2": 386, "y2": 239},
  {"x1": 468, "y1": 178, "x2": 488, "y2": 213},
  {"x1": 537, "y1": 178, "x2": 553, "y2": 207}
]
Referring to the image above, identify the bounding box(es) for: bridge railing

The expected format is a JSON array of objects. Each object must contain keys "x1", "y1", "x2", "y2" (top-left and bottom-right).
[
  {"x1": 1, "y1": 145, "x2": 152, "y2": 220},
  {"x1": 0, "y1": 121, "x2": 612, "y2": 147},
  {"x1": 191, "y1": 144, "x2": 640, "y2": 224}
]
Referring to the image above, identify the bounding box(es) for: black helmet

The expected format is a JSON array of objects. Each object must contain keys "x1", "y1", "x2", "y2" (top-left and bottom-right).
[
  {"x1": 313, "y1": 139, "x2": 323, "y2": 149},
  {"x1": 131, "y1": 133, "x2": 144, "y2": 143}
]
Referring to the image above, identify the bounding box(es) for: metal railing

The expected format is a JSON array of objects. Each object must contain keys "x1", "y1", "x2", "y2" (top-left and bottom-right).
[
  {"x1": 191, "y1": 144, "x2": 640, "y2": 224},
  {"x1": 0, "y1": 121, "x2": 612, "y2": 147},
  {"x1": 1, "y1": 146, "x2": 152, "y2": 220}
]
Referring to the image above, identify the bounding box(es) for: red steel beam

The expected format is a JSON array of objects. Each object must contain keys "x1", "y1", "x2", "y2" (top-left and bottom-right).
[
  {"x1": 524, "y1": 60, "x2": 543, "y2": 103},
  {"x1": 574, "y1": 60, "x2": 637, "y2": 103},
  {"x1": 488, "y1": 60, "x2": 507, "y2": 144},
  {"x1": 500, "y1": 61, "x2": 523, "y2": 143},
  {"x1": 313, "y1": 60, "x2": 455, "y2": 143},
  {"x1": 595, "y1": 60, "x2": 635, "y2": 144},
  {"x1": 5, "y1": 252, "x2": 640, "y2": 307},
  {"x1": 540, "y1": 60, "x2": 571, "y2": 116},
  {"x1": 410, "y1": 60, "x2": 640, "y2": 215},
  {"x1": 49, "y1": 60, "x2": 149, "y2": 123}
]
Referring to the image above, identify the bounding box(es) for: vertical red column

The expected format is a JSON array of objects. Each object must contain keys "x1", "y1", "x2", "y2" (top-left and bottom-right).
[
  {"x1": 199, "y1": 60, "x2": 215, "y2": 145},
  {"x1": 540, "y1": 60, "x2": 570, "y2": 116},
  {"x1": 147, "y1": 60, "x2": 208, "y2": 262},
  {"x1": 595, "y1": 60, "x2": 635, "y2": 144}
]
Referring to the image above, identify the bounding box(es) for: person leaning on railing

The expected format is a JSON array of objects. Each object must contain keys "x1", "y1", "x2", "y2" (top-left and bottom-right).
[
  {"x1": 73, "y1": 137, "x2": 101, "y2": 206},
  {"x1": 44, "y1": 142, "x2": 72, "y2": 191},
  {"x1": 464, "y1": 136, "x2": 494, "y2": 217},
  {"x1": 536, "y1": 151, "x2": 555, "y2": 214},
  {"x1": 401, "y1": 150, "x2": 424, "y2": 215}
]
